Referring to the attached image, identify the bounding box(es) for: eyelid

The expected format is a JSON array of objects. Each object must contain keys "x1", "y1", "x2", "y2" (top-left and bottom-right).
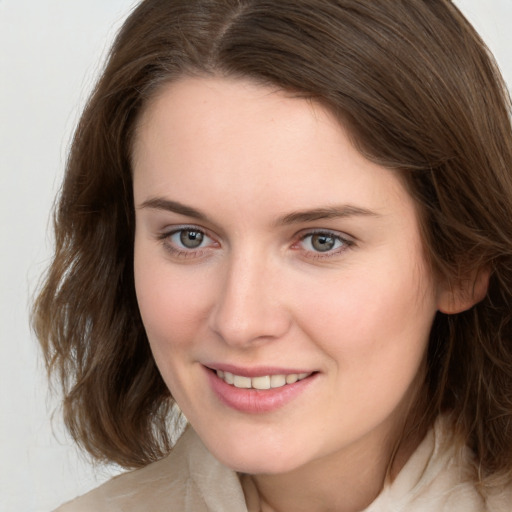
[
  {"x1": 158, "y1": 224, "x2": 207, "y2": 240},
  {"x1": 299, "y1": 227, "x2": 355, "y2": 240}
]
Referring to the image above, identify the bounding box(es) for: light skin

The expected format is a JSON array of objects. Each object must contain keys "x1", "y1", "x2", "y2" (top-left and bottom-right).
[{"x1": 132, "y1": 76, "x2": 464, "y2": 512}]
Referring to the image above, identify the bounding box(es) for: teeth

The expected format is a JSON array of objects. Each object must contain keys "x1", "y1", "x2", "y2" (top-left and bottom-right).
[
  {"x1": 270, "y1": 374, "x2": 286, "y2": 388},
  {"x1": 252, "y1": 375, "x2": 271, "y2": 390},
  {"x1": 215, "y1": 370, "x2": 311, "y2": 389},
  {"x1": 233, "y1": 375, "x2": 251, "y2": 389},
  {"x1": 286, "y1": 374, "x2": 298, "y2": 384}
]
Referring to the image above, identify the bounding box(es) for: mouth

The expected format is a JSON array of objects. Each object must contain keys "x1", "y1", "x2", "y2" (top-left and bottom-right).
[
  {"x1": 204, "y1": 365, "x2": 318, "y2": 413},
  {"x1": 213, "y1": 369, "x2": 312, "y2": 390}
]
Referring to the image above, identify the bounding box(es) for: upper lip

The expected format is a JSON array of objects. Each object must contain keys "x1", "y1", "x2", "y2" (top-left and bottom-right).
[{"x1": 203, "y1": 363, "x2": 315, "y2": 378}]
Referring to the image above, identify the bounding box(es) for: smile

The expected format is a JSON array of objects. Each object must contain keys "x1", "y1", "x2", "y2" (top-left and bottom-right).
[
  {"x1": 205, "y1": 365, "x2": 317, "y2": 413},
  {"x1": 215, "y1": 370, "x2": 311, "y2": 390}
]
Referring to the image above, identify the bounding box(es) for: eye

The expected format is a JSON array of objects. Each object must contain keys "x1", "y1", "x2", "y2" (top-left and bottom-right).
[
  {"x1": 159, "y1": 226, "x2": 218, "y2": 258},
  {"x1": 298, "y1": 230, "x2": 353, "y2": 256},
  {"x1": 174, "y1": 229, "x2": 206, "y2": 249},
  {"x1": 303, "y1": 233, "x2": 338, "y2": 252}
]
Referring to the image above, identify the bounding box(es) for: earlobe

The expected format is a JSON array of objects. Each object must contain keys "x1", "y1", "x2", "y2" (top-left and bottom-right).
[{"x1": 437, "y1": 268, "x2": 490, "y2": 314}]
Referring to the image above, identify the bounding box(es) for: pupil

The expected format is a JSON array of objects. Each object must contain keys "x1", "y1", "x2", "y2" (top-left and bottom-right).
[
  {"x1": 312, "y1": 234, "x2": 335, "y2": 252},
  {"x1": 180, "y1": 230, "x2": 203, "y2": 248}
]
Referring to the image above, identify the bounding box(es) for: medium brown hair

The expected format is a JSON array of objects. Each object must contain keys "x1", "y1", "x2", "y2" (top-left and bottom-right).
[{"x1": 34, "y1": 0, "x2": 512, "y2": 483}]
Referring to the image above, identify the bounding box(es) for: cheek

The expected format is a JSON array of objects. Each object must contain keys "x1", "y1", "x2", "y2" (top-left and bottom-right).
[
  {"x1": 295, "y1": 256, "x2": 436, "y2": 380},
  {"x1": 133, "y1": 242, "x2": 213, "y2": 355},
  {"x1": 133, "y1": 253, "x2": 217, "y2": 403}
]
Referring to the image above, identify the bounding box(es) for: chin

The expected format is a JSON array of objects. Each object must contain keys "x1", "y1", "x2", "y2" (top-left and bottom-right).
[
  {"x1": 205, "y1": 436, "x2": 307, "y2": 475},
  {"x1": 221, "y1": 456, "x2": 302, "y2": 476}
]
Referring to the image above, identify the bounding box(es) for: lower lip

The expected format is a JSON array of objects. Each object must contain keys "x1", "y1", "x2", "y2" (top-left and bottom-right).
[{"x1": 205, "y1": 367, "x2": 317, "y2": 414}]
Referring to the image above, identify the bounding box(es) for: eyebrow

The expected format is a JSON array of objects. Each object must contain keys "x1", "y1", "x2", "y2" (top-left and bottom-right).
[
  {"x1": 139, "y1": 197, "x2": 380, "y2": 224},
  {"x1": 276, "y1": 205, "x2": 380, "y2": 225},
  {"x1": 139, "y1": 198, "x2": 208, "y2": 220}
]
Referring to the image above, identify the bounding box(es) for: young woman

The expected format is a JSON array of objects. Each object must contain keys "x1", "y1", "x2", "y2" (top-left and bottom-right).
[{"x1": 34, "y1": 1, "x2": 512, "y2": 510}]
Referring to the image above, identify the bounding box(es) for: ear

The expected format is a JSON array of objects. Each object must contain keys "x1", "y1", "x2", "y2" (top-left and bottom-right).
[{"x1": 437, "y1": 267, "x2": 490, "y2": 314}]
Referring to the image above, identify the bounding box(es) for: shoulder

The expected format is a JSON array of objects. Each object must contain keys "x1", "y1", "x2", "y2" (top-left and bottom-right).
[
  {"x1": 367, "y1": 416, "x2": 496, "y2": 512},
  {"x1": 54, "y1": 427, "x2": 196, "y2": 512},
  {"x1": 54, "y1": 426, "x2": 247, "y2": 512},
  {"x1": 485, "y1": 481, "x2": 512, "y2": 512}
]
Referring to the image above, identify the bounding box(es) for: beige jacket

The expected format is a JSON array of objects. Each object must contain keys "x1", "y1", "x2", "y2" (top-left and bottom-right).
[{"x1": 56, "y1": 418, "x2": 512, "y2": 511}]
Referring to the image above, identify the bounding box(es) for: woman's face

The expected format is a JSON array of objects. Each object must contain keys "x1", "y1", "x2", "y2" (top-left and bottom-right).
[{"x1": 132, "y1": 77, "x2": 443, "y2": 474}]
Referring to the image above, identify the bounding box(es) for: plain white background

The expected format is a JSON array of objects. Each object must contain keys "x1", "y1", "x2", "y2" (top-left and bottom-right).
[{"x1": 1, "y1": 1, "x2": 511, "y2": 510}]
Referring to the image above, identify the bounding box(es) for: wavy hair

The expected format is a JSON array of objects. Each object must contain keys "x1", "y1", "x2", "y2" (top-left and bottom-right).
[{"x1": 33, "y1": 0, "x2": 512, "y2": 484}]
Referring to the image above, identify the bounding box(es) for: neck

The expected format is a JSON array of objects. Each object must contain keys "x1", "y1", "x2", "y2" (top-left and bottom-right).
[{"x1": 242, "y1": 448, "x2": 387, "y2": 512}]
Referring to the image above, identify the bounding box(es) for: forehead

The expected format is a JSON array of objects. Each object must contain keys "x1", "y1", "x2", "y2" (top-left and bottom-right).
[
  {"x1": 133, "y1": 76, "x2": 330, "y2": 165},
  {"x1": 132, "y1": 76, "x2": 417, "y2": 225}
]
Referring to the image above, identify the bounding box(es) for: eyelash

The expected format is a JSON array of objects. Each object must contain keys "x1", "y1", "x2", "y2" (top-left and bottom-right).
[{"x1": 157, "y1": 226, "x2": 354, "y2": 260}]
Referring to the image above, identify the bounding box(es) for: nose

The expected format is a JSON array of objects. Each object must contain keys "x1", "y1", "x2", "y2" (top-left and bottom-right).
[{"x1": 208, "y1": 250, "x2": 292, "y2": 348}]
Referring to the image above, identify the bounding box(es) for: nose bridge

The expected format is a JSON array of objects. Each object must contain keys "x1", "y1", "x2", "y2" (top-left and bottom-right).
[{"x1": 209, "y1": 244, "x2": 290, "y2": 346}]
